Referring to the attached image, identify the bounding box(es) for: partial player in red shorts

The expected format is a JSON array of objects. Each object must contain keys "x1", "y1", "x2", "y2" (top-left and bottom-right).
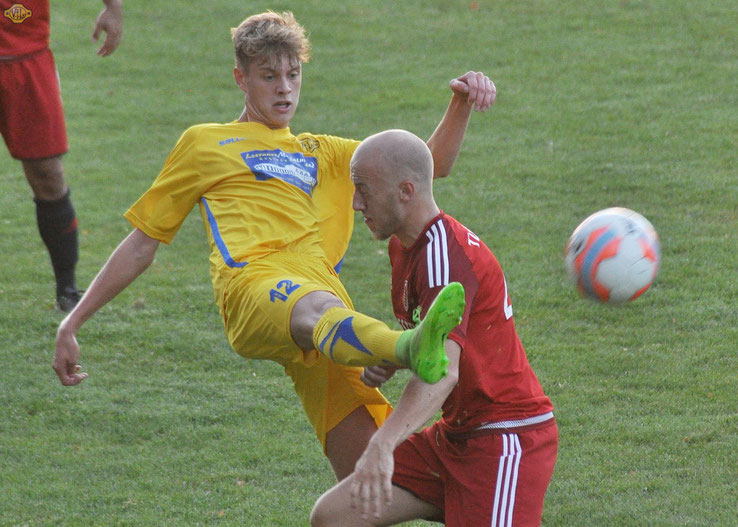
[
  {"x1": 0, "y1": 0, "x2": 122, "y2": 310},
  {"x1": 312, "y1": 128, "x2": 559, "y2": 527},
  {"x1": 391, "y1": 422, "x2": 558, "y2": 526}
]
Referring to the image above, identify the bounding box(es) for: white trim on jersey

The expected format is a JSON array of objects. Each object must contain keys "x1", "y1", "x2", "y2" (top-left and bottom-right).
[
  {"x1": 425, "y1": 219, "x2": 450, "y2": 288},
  {"x1": 477, "y1": 411, "x2": 554, "y2": 431},
  {"x1": 491, "y1": 433, "x2": 522, "y2": 527}
]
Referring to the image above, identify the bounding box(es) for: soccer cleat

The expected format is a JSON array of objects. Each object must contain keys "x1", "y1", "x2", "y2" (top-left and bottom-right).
[
  {"x1": 56, "y1": 287, "x2": 82, "y2": 313},
  {"x1": 403, "y1": 282, "x2": 465, "y2": 384}
]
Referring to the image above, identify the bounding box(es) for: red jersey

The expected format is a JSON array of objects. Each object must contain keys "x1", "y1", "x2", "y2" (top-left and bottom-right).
[
  {"x1": 0, "y1": 1, "x2": 50, "y2": 56},
  {"x1": 389, "y1": 212, "x2": 553, "y2": 434}
]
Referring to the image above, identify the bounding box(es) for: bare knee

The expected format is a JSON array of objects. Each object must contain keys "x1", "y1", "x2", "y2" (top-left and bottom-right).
[
  {"x1": 309, "y1": 497, "x2": 337, "y2": 527},
  {"x1": 310, "y1": 505, "x2": 348, "y2": 527},
  {"x1": 310, "y1": 482, "x2": 362, "y2": 527},
  {"x1": 22, "y1": 156, "x2": 67, "y2": 200},
  {"x1": 290, "y1": 290, "x2": 346, "y2": 351}
]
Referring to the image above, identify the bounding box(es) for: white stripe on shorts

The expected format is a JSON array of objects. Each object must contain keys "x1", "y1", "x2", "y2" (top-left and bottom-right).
[{"x1": 490, "y1": 433, "x2": 522, "y2": 527}]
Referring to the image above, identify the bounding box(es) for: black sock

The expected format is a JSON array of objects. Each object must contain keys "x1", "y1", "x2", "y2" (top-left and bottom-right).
[{"x1": 34, "y1": 189, "x2": 79, "y2": 295}]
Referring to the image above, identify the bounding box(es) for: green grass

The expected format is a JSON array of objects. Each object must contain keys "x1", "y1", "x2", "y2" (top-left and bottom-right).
[{"x1": 1, "y1": 1, "x2": 736, "y2": 525}]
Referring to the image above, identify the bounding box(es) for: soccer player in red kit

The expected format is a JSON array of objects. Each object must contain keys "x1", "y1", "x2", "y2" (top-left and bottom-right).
[
  {"x1": 0, "y1": 0, "x2": 122, "y2": 310},
  {"x1": 311, "y1": 129, "x2": 557, "y2": 527}
]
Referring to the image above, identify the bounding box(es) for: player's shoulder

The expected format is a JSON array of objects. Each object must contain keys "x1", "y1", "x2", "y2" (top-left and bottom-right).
[
  {"x1": 436, "y1": 212, "x2": 479, "y2": 247},
  {"x1": 179, "y1": 121, "x2": 273, "y2": 151},
  {"x1": 177, "y1": 122, "x2": 224, "y2": 142},
  {"x1": 296, "y1": 132, "x2": 360, "y2": 155},
  {"x1": 437, "y1": 212, "x2": 500, "y2": 267},
  {"x1": 298, "y1": 131, "x2": 358, "y2": 144}
]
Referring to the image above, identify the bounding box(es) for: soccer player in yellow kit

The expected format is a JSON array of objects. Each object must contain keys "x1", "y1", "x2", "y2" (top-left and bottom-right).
[{"x1": 52, "y1": 11, "x2": 496, "y2": 480}]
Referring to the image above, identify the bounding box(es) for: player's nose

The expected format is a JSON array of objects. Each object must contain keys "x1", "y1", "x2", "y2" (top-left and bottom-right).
[
  {"x1": 352, "y1": 192, "x2": 364, "y2": 211},
  {"x1": 276, "y1": 75, "x2": 291, "y2": 94}
]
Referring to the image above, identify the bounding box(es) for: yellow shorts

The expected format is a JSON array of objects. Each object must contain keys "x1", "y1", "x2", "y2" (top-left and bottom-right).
[{"x1": 222, "y1": 251, "x2": 391, "y2": 447}]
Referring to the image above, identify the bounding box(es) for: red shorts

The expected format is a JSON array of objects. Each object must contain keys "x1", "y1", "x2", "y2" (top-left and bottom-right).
[
  {"x1": 0, "y1": 48, "x2": 68, "y2": 160},
  {"x1": 392, "y1": 419, "x2": 558, "y2": 527}
]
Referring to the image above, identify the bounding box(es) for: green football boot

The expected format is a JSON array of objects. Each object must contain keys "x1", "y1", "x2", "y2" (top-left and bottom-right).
[{"x1": 397, "y1": 282, "x2": 465, "y2": 383}]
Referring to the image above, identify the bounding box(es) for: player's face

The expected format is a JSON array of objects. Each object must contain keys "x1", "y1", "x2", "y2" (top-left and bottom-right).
[
  {"x1": 351, "y1": 168, "x2": 403, "y2": 241},
  {"x1": 235, "y1": 55, "x2": 302, "y2": 129}
]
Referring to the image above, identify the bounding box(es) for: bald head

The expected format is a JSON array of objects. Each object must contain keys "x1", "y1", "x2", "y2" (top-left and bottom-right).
[
  {"x1": 351, "y1": 129, "x2": 434, "y2": 194},
  {"x1": 351, "y1": 129, "x2": 440, "y2": 246}
]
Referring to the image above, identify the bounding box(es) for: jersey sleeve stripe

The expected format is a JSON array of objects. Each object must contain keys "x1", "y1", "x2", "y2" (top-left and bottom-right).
[
  {"x1": 425, "y1": 230, "x2": 435, "y2": 288},
  {"x1": 438, "y1": 219, "x2": 450, "y2": 286},
  {"x1": 425, "y1": 219, "x2": 450, "y2": 288},
  {"x1": 432, "y1": 223, "x2": 442, "y2": 287}
]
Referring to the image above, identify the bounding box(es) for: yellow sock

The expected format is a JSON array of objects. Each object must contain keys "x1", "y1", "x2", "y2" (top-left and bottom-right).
[{"x1": 312, "y1": 307, "x2": 406, "y2": 367}]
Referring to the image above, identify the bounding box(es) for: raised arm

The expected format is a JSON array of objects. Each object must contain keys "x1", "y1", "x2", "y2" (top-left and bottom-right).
[
  {"x1": 428, "y1": 71, "x2": 496, "y2": 179},
  {"x1": 53, "y1": 228, "x2": 159, "y2": 386}
]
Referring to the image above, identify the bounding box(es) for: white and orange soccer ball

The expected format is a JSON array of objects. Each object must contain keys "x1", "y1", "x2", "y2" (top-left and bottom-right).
[{"x1": 564, "y1": 207, "x2": 660, "y2": 304}]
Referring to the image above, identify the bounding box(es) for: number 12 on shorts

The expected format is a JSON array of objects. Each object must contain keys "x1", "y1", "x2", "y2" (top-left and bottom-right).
[{"x1": 270, "y1": 279, "x2": 301, "y2": 302}]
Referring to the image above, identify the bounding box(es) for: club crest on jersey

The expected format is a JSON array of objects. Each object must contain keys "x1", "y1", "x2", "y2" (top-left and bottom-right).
[
  {"x1": 241, "y1": 149, "x2": 318, "y2": 196},
  {"x1": 299, "y1": 137, "x2": 320, "y2": 153},
  {"x1": 4, "y1": 3, "x2": 32, "y2": 23}
]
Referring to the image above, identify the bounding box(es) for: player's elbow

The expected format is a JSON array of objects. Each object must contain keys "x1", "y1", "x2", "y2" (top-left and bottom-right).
[
  {"x1": 129, "y1": 229, "x2": 160, "y2": 269},
  {"x1": 135, "y1": 243, "x2": 157, "y2": 269}
]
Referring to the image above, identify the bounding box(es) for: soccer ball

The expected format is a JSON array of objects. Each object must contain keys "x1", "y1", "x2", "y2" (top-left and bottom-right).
[{"x1": 564, "y1": 207, "x2": 660, "y2": 304}]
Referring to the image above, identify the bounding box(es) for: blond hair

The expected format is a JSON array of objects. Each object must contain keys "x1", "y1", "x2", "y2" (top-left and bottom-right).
[{"x1": 231, "y1": 11, "x2": 311, "y2": 70}]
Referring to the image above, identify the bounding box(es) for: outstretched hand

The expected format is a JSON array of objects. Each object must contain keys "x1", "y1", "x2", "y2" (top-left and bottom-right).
[
  {"x1": 449, "y1": 71, "x2": 496, "y2": 112},
  {"x1": 53, "y1": 325, "x2": 88, "y2": 386},
  {"x1": 92, "y1": 3, "x2": 123, "y2": 57}
]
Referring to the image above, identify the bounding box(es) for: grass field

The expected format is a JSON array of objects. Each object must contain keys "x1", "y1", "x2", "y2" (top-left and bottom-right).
[{"x1": 1, "y1": 1, "x2": 736, "y2": 525}]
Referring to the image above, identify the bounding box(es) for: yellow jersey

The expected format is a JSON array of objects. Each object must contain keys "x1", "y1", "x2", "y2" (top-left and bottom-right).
[{"x1": 125, "y1": 121, "x2": 359, "y2": 309}]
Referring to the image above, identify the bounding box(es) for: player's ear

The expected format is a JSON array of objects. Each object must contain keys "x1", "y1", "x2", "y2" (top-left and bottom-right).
[
  {"x1": 234, "y1": 67, "x2": 247, "y2": 92},
  {"x1": 399, "y1": 181, "x2": 414, "y2": 202}
]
